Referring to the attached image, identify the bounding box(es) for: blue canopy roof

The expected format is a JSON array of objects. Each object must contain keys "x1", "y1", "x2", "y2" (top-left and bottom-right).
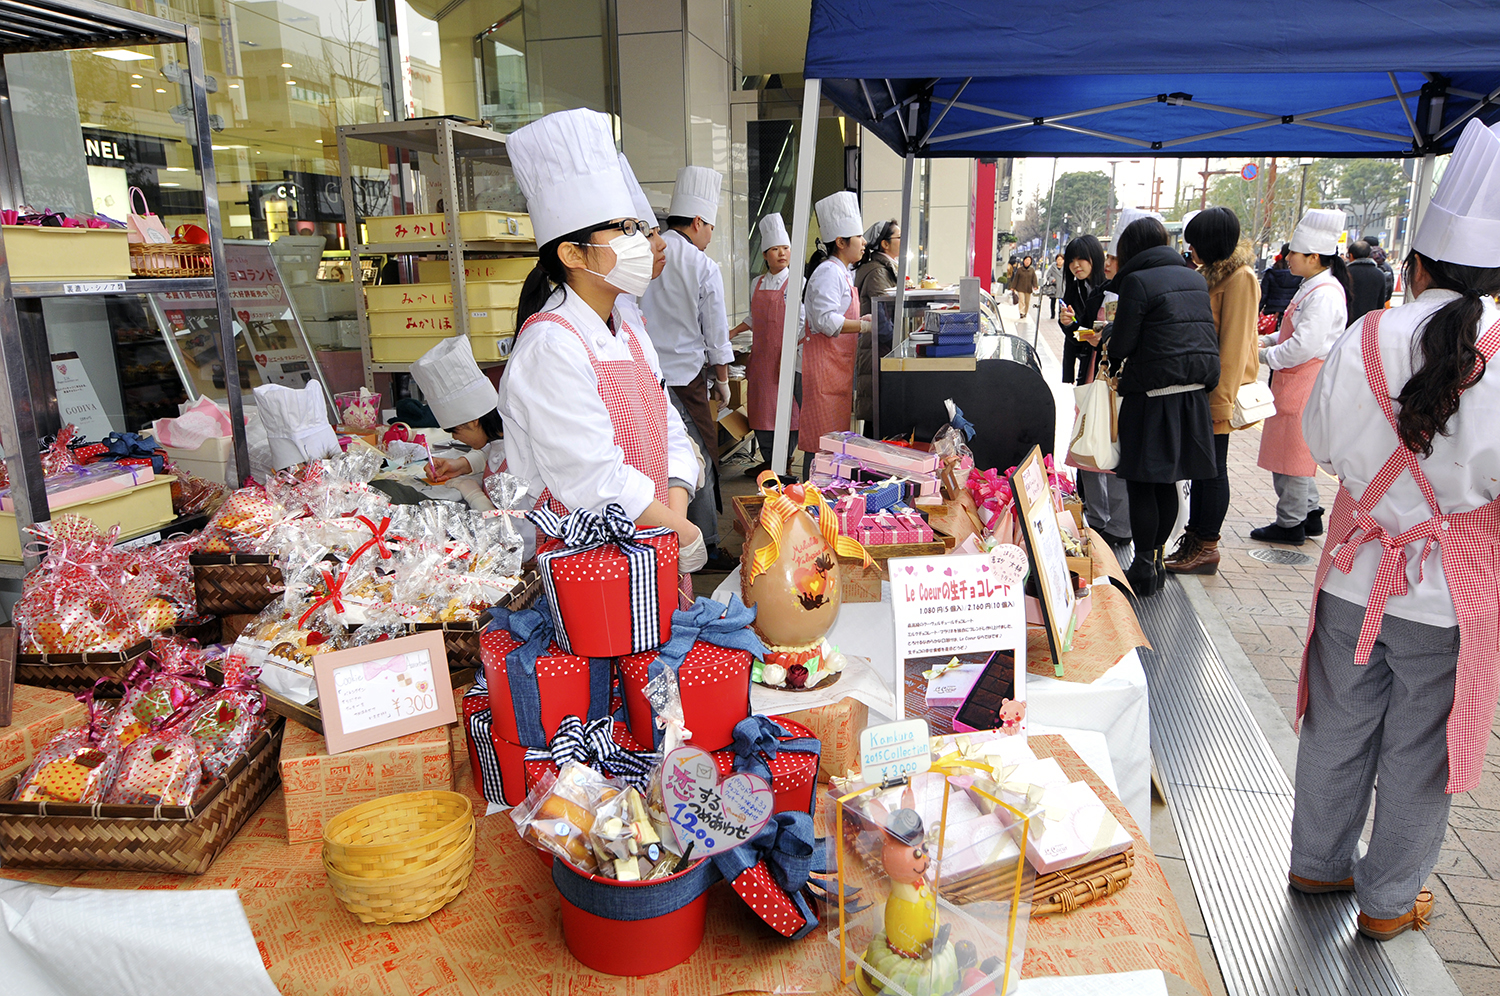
[{"x1": 806, "y1": 0, "x2": 1500, "y2": 158}]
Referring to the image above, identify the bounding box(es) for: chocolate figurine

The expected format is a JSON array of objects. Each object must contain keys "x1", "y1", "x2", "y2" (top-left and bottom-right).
[{"x1": 857, "y1": 805, "x2": 959, "y2": 996}]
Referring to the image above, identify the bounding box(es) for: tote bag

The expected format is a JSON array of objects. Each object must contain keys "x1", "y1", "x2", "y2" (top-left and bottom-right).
[
  {"x1": 126, "y1": 187, "x2": 171, "y2": 244},
  {"x1": 1067, "y1": 375, "x2": 1120, "y2": 470}
]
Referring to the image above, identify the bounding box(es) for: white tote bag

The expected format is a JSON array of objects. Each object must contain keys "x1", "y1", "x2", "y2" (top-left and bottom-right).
[{"x1": 1067, "y1": 377, "x2": 1121, "y2": 471}]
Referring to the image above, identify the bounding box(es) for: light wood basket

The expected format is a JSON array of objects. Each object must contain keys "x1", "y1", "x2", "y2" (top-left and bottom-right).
[
  {"x1": 129, "y1": 242, "x2": 212, "y2": 278},
  {"x1": 322, "y1": 790, "x2": 476, "y2": 924}
]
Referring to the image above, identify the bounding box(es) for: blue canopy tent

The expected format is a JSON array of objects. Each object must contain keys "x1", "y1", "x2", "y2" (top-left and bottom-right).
[{"x1": 763, "y1": 0, "x2": 1500, "y2": 474}]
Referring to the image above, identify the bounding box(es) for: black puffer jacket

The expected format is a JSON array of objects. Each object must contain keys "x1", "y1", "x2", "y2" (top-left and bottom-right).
[
  {"x1": 1102, "y1": 245, "x2": 1220, "y2": 396},
  {"x1": 1260, "y1": 266, "x2": 1301, "y2": 315}
]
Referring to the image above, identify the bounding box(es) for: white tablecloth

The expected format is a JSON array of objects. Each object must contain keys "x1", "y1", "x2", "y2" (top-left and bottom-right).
[{"x1": 713, "y1": 571, "x2": 1151, "y2": 841}]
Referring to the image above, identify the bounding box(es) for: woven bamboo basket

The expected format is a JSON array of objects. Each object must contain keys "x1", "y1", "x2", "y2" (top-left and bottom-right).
[
  {"x1": 322, "y1": 790, "x2": 476, "y2": 924},
  {"x1": 190, "y1": 552, "x2": 283, "y2": 615},
  {"x1": 16, "y1": 639, "x2": 151, "y2": 693},
  {"x1": 128, "y1": 242, "x2": 212, "y2": 278},
  {"x1": 410, "y1": 571, "x2": 543, "y2": 673},
  {"x1": 0, "y1": 717, "x2": 284, "y2": 874}
]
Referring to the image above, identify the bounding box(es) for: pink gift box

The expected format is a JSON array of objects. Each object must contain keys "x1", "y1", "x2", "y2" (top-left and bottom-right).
[
  {"x1": 819, "y1": 431, "x2": 862, "y2": 454},
  {"x1": 865, "y1": 525, "x2": 894, "y2": 544},
  {"x1": 841, "y1": 495, "x2": 867, "y2": 520},
  {"x1": 0, "y1": 464, "x2": 155, "y2": 511},
  {"x1": 840, "y1": 436, "x2": 940, "y2": 475},
  {"x1": 810, "y1": 453, "x2": 835, "y2": 476}
]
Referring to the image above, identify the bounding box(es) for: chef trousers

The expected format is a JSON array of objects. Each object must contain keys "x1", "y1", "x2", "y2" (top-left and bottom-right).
[
  {"x1": 1273, "y1": 472, "x2": 1319, "y2": 527},
  {"x1": 1290, "y1": 592, "x2": 1458, "y2": 919}
]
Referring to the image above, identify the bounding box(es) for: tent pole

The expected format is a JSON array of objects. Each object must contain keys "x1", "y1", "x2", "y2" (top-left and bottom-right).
[
  {"x1": 1402, "y1": 153, "x2": 1436, "y2": 292},
  {"x1": 886, "y1": 149, "x2": 915, "y2": 440},
  {"x1": 771, "y1": 79, "x2": 821, "y2": 477},
  {"x1": 1035, "y1": 157, "x2": 1059, "y2": 345}
]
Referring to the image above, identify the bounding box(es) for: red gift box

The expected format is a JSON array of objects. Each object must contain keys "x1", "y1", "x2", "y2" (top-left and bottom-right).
[
  {"x1": 553, "y1": 855, "x2": 716, "y2": 975},
  {"x1": 481, "y1": 625, "x2": 608, "y2": 748},
  {"x1": 463, "y1": 688, "x2": 528, "y2": 808},
  {"x1": 619, "y1": 640, "x2": 751, "y2": 752},
  {"x1": 534, "y1": 525, "x2": 678, "y2": 658},
  {"x1": 711, "y1": 717, "x2": 820, "y2": 816}
]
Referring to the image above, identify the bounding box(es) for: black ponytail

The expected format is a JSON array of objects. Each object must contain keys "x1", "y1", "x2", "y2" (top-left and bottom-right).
[
  {"x1": 1394, "y1": 251, "x2": 1500, "y2": 456},
  {"x1": 514, "y1": 222, "x2": 613, "y2": 335},
  {"x1": 803, "y1": 236, "x2": 854, "y2": 299},
  {"x1": 1318, "y1": 253, "x2": 1353, "y2": 311},
  {"x1": 856, "y1": 220, "x2": 897, "y2": 268}
]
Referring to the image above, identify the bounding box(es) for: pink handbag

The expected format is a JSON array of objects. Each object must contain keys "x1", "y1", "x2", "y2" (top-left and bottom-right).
[{"x1": 126, "y1": 186, "x2": 171, "y2": 244}]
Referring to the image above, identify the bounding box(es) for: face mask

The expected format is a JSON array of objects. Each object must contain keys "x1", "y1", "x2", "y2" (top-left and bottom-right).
[{"x1": 577, "y1": 231, "x2": 654, "y2": 297}]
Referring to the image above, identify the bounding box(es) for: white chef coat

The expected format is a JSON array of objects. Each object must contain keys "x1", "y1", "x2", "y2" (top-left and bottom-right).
[
  {"x1": 1304, "y1": 288, "x2": 1500, "y2": 627},
  {"x1": 753, "y1": 267, "x2": 806, "y2": 374},
  {"x1": 805, "y1": 258, "x2": 857, "y2": 337},
  {"x1": 497, "y1": 288, "x2": 697, "y2": 518},
  {"x1": 1264, "y1": 268, "x2": 1346, "y2": 369},
  {"x1": 639, "y1": 229, "x2": 732, "y2": 387},
  {"x1": 462, "y1": 438, "x2": 507, "y2": 476}
]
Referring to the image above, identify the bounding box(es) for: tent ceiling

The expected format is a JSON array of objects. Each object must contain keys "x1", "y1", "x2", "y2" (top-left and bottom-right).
[{"x1": 806, "y1": 1, "x2": 1500, "y2": 158}]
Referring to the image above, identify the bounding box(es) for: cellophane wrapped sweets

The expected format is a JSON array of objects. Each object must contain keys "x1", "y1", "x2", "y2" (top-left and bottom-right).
[
  {"x1": 104, "y1": 714, "x2": 204, "y2": 806},
  {"x1": 512, "y1": 762, "x2": 626, "y2": 874},
  {"x1": 104, "y1": 639, "x2": 213, "y2": 752},
  {"x1": 186, "y1": 657, "x2": 268, "y2": 779},
  {"x1": 12, "y1": 689, "x2": 121, "y2": 804}
]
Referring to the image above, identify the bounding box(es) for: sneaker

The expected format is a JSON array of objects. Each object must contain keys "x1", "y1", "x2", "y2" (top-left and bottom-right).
[
  {"x1": 1304, "y1": 507, "x2": 1325, "y2": 537},
  {"x1": 1250, "y1": 522, "x2": 1307, "y2": 545},
  {"x1": 1357, "y1": 889, "x2": 1434, "y2": 941}
]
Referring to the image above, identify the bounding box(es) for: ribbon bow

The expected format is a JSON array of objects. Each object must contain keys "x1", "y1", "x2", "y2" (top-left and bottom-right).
[
  {"x1": 712, "y1": 811, "x2": 838, "y2": 939},
  {"x1": 922, "y1": 657, "x2": 967, "y2": 681},
  {"x1": 748, "y1": 472, "x2": 871, "y2": 583},
  {"x1": 350, "y1": 515, "x2": 396, "y2": 563},
  {"x1": 297, "y1": 566, "x2": 347, "y2": 628},
  {"x1": 486, "y1": 593, "x2": 610, "y2": 747},
  {"x1": 730, "y1": 715, "x2": 821, "y2": 785},
  {"x1": 948, "y1": 404, "x2": 976, "y2": 441},
  {"x1": 523, "y1": 715, "x2": 659, "y2": 792},
  {"x1": 528, "y1": 502, "x2": 638, "y2": 550},
  {"x1": 1331, "y1": 507, "x2": 1448, "y2": 666}
]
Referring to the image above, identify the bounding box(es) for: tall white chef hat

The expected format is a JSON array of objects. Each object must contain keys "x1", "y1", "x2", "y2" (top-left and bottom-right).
[
  {"x1": 617, "y1": 153, "x2": 657, "y2": 230},
  {"x1": 1179, "y1": 209, "x2": 1202, "y2": 235},
  {"x1": 1413, "y1": 119, "x2": 1500, "y2": 267},
  {"x1": 410, "y1": 335, "x2": 496, "y2": 429},
  {"x1": 815, "y1": 190, "x2": 864, "y2": 241},
  {"x1": 252, "y1": 381, "x2": 340, "y2": 471},
  {"x1": 1288, "y1": 208, "x2": 1346, "y2": 256},
  {"x1": 1111, "y1": 207, "x2": 1165, "y2": 252},
  {"x1": 758, "y1": 212, "x2": 790, "y2": 250},
  {"x1": 668, "y1": 166, "x2": 723, "y2": 223},
  {"x1": 507, "y1": 108, "x2": 634, "y2": 247}
]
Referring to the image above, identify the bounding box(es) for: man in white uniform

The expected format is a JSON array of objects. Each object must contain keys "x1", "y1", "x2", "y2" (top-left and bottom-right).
[{"x1": 641, "y1": 165, "x2": 735, "y2": 570}]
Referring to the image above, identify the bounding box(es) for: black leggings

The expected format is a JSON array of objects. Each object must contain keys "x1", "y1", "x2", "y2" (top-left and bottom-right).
[
  {"x1": 1126, "y1": 480, "x2": 1179, "y2": 551},
  {"x1": 1186, "y1": 433, "x2": 1232, "y2": 541}
]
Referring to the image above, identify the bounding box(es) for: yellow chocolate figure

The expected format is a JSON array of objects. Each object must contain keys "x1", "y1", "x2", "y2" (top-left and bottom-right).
[{"x1": 857, "y1": 808, "x2": 959, "y2": 996}]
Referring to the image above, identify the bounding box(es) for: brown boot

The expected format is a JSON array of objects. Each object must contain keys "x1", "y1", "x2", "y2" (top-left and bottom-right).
[
  {"x1": 1164, "y1": 529, "x2": 1200, "y2": 565},
  {"x1": 1166, "y1": 538, "x2": 1220, "y2": 575}
]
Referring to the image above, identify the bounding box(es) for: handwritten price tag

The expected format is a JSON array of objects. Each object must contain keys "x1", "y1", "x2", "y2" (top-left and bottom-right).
[{"x1": 661, "y1": 746, "x2": 773, "y2": 856}]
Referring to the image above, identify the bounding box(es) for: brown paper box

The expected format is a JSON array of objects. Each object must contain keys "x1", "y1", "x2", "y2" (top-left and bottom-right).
[
  {"x1": 0, "y1": 684, "x2": 87, "y2": 783},
  {"x1": 278, "y1": 718, "x2": 454, "y2": 844},
  {"x1": 777, "y1": 696, "x2": 868, "y2": 782},
  {"x1": 839, "y1": 556, "x2": 884, "y2": 603}
]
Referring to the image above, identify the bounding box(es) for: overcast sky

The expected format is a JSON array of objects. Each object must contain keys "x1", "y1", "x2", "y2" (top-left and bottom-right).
[{"x1": 1013, "y1": 156, "x2": 1259, "y2": 214}]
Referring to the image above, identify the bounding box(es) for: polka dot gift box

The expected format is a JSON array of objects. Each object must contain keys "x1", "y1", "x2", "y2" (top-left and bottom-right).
[
  {"x1": 713, "y1": 715, "x2": 821, "y2": 817},
  {"x1": 481, "y1": 592, "x2": 611, "y2": 749}
]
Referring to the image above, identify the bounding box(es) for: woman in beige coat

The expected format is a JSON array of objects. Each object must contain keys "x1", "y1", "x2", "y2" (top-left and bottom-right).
[{"x1": 1167, "y1": 207, "x2": 1260, "y2": 575}]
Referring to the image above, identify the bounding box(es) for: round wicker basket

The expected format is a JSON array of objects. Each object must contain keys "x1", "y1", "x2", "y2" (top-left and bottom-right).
[{"x1": 322, "y1": 791, "x2": 476, "y2": 924}]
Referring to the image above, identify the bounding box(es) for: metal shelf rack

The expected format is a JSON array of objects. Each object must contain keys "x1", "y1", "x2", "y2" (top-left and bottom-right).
[
  {"x1": 335, "y1": 118, "x2": 536, "y2": 391},
  {"x1": 0, "y1": 0, "x2": 244, "y2": 578}
]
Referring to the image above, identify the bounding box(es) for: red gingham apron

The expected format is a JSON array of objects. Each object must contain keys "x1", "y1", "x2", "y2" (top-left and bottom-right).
[
  {"x1": 1297, "y1": 310, "x2": 1500, "y2": 793},
  {"x1": 746, "y1": 273, "x2": 800, "y2": 432},
  {"x1": 797, "y1": 264, "x2": 859, "y2": 453},
  {"x1": 521, "y1": 311, "x2": 670, "y2": 515},
  {"x1": 1257, "y1": 282, "x2": 1341, "y2": 477}
]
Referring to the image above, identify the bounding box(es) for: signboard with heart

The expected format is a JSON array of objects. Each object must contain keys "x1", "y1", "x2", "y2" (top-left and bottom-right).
[{"x1": 661, "y1": 745, "x2": 773, "y2": 856}]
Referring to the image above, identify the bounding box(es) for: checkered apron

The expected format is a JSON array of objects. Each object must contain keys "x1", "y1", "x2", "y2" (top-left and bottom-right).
[
  {"x1": 521, "y1": 311, "x2": 670, "y2": 516},
  {"x1": 797, "y1": 264, "x2": 860, "y2": 453},
  {"x1": 1297, "y1": 310, "x2": 1500, "y2": 793},
  {"x1": 1258, "y1": 283, "x2": 1341, "y2": 477},
  {"x1": 746, "y1": 273, "x2": 799, "y2": 432}
]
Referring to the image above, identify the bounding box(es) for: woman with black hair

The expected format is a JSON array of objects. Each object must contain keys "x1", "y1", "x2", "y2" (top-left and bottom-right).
[
  {"x1": 496, "y1": 108, "x2": 706, "y2": 572},
  {"x1": 853, "y1": 219, "x2": 899, "y2": 425},
  {"x1": 1290, "y1": 118, "x2": 1500, "y2": 942},
  {"x1": 797, "y1": 191, "x2": 869, "y2": 466},
  {"x1": 1252, "y1": 208, "x2": 1350, "y2": 545},
  {"x1": 1166, "y1": 206, "x2": 1260, "y2": 575},
  {"x1": 1086, "y1": 216, "x2": 1219, "y2": 595},
  {"x1": 1261, "y1": 242, "x2": 1302, "y2": 319}
]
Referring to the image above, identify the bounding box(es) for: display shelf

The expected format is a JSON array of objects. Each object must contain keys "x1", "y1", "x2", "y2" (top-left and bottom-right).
[
  {"x1": 337, "y1": 119, "x2": 510, "y2": 158},
  {"x1": 356, "y1": 240, "x2": 539, "y2": 257},
  {"x1": 367, "y1": 359, "x2": 505, "y2": 374},
  {"x1": 10, "y1": 277, "x2": 217, "y2": 298}
]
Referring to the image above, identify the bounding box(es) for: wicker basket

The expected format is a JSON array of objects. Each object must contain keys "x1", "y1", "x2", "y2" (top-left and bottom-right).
[
  {"x1": 0, "y1": 717, "x2": 284, "y2": 874},
  {"x1": 411, "y1": 573, "x2": 541, "y2": 673},
  {"x1": 322, "y1": 790, "x2": 476, "y2": 924},
  {"x1": 128, "y1": 242, "x2": 212, "y2": 278},
  {"x1": 16, "y1": 639, "x2": 152, "y2": 693},
  {"x1": 1030, "y1": 847, "x2": 1135, "y2": 915},
  {"x1": 191, "y1": 552, "x2": 282, "y2": 615}
]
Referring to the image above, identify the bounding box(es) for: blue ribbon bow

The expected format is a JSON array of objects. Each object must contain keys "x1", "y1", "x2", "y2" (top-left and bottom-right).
[
  {"x1": 645, "y1": 597, "x2": 768, "y2": 748},
  {"x1": 949, "y1": 404, "x2": 976, "y2": 441},
  {"x1": 712, "y1": 811, "x2": 831, "y2": 940},
  {"x1": 730, "y1": 715, "x2": 822, "y2": 787},
  {"x1": 524, "y1": 715, "x2": 659, "y2": 792},
  {"x1": 486, "y1": 591, "x2": 610, "y2": 747},
  {"x1": 102, "y1": 431, "x2": 165, "y2": 471}
]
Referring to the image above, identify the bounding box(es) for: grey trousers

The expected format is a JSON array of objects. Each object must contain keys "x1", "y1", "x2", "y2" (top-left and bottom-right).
[
  {"x1": 668, "y1": 389, "x2": 720, "y2": 547},
  {"x1": 1272, "y1": 472, "x2": 1319, "y2": 526},
  {"x1": 1079, "y1": 470, "x2": 1131, "y2": 537},
  {"x1": 1290, "y1": 591, "x2": 1459, "y2": 919}
]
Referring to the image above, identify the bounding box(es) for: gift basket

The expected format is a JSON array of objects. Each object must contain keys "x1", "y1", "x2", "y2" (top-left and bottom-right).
[{"x1": 322, "y1": 790, "x2": 476, "y2": 924}]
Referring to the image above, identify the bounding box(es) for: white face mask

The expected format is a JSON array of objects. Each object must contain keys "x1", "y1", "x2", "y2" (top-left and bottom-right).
[{"x1": 576, "y1": 230, "x2": 654, "y2": 297}]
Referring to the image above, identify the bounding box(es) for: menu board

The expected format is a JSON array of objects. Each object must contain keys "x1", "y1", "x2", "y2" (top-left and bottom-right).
[
  {"x1": 1010, "y1": 445, "x2": 1076, "y2": 675},
  {"x1": 312, "y1": 631, "x2": 456, "y2": 753}
]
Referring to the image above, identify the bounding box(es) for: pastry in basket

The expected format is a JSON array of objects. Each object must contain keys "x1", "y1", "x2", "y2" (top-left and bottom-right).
[
  {"x1": 14, "y1": 736, "x2": 118, "y2": 804},
  {"x1": 187, "y1": 663, "x2": 267, "y2": 779},
  {"x1": 104, "y1": 719, "x2": 204, "y2": 807}
]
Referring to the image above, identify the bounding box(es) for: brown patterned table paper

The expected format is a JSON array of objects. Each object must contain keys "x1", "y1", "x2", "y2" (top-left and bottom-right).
[{"x1": 1026, "y1": 582, "x2": 1151, "y2": 684}]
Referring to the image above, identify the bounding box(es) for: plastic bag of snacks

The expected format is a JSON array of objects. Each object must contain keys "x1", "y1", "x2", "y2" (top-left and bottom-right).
[
  {"x1": 198, "y1": 485, "x2": 287, "y2": 554},
  {"x1": 104, "y1": 712, "x2": 204, "y2": 806},
  {"x1": 13, "y1": 688, "x2": 120, "y2": 804},
  {"x1": 512, "y1": 762, "x2": 627, "y2": 874},
  {"x1": 104, "y1": 641, "x2": 213, "y2": 751},
  {"x1": 186, "y1": 658, "x2": 267, "y2": 779}
]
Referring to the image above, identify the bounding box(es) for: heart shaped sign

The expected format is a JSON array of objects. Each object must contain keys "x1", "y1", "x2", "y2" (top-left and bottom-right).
[
  {"x1": 661, "y1": 745, "x2": 773, "y2": 856},
  {"x1": 255, "y1": 353, "x2": 268, "y2": 366}
]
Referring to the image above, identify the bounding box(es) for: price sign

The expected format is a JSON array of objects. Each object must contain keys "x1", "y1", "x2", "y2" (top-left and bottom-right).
[
  {"x1": 312, "y1": 630, "x2": 456, "y2": 753},
  {"x1": 859, "y1": 719, "x2": 932, "y2": 785},
  {"x1": 662, "y1": 746, "x2": 773, "y2": 856}
]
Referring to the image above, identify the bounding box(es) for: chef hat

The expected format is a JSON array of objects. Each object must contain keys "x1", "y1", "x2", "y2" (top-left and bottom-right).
[
  {"x1": 507, "y1": 108, "x2": 634, "y2": 247},
  {"x1": 758, "y1": 212, "x2": 790, "y2": 250},
  {"x1": 669, "y1": 166, "x2": 723, "y2": 223},
  {"x1": 1413, "y1": 119, "x2": 1500, "y2": 267},
  {"x1": 410, "y1": 335, "x2": 497, "y2": 429},
  {"x1": 815, "y1": 190, "x2": 864, "y2": 241},
  {"x1": 1288, "y1": 208, "x2": 1346, "y2": 256},
  {"x1": 1179, "y1": 209, "x2": 1201, "y2": 234},
  {"x1": 1111, "y1": 207, "x2": 1164, "y2": 252},
  {"x1": 252, "y1": 381, "x2": 340, "y2": 471},
  {"x1": 617, "y1": 153, "x2": 657, "y2": 230}
]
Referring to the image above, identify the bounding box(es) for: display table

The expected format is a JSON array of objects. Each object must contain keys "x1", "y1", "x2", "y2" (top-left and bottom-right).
[{"x1": 0, "y1": 734, "x2": 1206, "y2": 995}]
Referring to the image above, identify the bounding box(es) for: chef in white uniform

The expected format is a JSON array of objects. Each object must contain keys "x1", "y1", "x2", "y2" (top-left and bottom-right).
[
  {"x1": 412, "y1": 334, "x2": 503, "y2": 509},
  {"x1": 498, "y1": 108, "x2": 704, "y2": 568},
  {"x1": 614, "y1": 153, "x2": 667, "y2": 331}
]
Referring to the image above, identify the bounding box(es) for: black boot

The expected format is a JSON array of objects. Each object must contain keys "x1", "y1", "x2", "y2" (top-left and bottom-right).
[
  {"x1": 1125, "y1": 549, "x2": 1158, "y2": 597},
  {"x1": 1250, "y1": 521, "x2": 1307, "y2": 545},
  {"x1": 1154, "y1": 546, "x2": 1168, "y2": 591},
  {"x1": 1304, "y1": 507, "x2": 1325, "y2": 537}
]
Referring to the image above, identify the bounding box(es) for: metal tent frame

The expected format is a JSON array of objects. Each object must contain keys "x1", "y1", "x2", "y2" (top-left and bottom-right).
[{"x1": 0, "y1": 0, "x2": 243, "y2": 577}]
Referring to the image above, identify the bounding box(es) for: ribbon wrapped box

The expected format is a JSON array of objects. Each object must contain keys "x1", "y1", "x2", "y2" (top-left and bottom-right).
[
  {"x1": 1026, "y1": 779, "x2": 1134, "y2": 874},
  {"x1": 553, "y1": 854, "x2": 718, "y2": 976},
  {"x1": 520, "y1": 716, "x2": 657, "y2": 796},
  {"x1": 529, "y1": 503, "x2": 679, "y2": 658},
  {"x1": 709, "y1": 716, "x2": 821, "y2": 816},
  {"x1": 0, "y1": 685, "x2": 89, "y2": 783},
  {"x1": 481, "y1": 617, "x2": 609, "y2": 749}
]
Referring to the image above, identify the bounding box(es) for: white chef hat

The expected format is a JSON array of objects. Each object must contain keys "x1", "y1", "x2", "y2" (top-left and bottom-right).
[
  {"x1": 507, "y1": 108, "x2": 634, "y2": 247},
  {"x1": 252, "y1": 381, "x2": 340, "y2": 471},
  {"x1": 668, "y1": 166, "x2": 722, "y2": 223},
  {"x1": 1179, "y1": 209, "x2": 1202, "y2": 234},
  {"x1": 1111, "y1": 207, "x2": 1165, "y2": 251},
  {"x1": 1413, "y1": 119, "x2": 1500, "y2": 267},
  {"x1": 1289, "y1": 208, "x2": 1346, "y2": 256},
  {"x1": 758, "y1": 212, "x2": 790, "y2": 250},
  {"x1": 617, "y1": 153, "x2": 657, "y2": 230},
  {"x1": 815, "y1": 190, "x2": 864, "y2": 241},
  {"x1": 410, "y1": 335, "x2": 496, "y2": 429}
]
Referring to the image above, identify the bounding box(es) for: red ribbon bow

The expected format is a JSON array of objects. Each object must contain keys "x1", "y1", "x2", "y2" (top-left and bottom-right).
[
  {"x1": 350, "y1": 515, "x2": 396, "y2": 562},
  {"x1": 298, "y1": 566, "x2": 347, "y2": 628}
]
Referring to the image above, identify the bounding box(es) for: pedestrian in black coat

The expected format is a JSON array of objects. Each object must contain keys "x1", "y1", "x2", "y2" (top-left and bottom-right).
[
  {"x1": 1346, "y1": 240, "x2": 1388, "y2": 323},
  {"x1": 1261, "y1": 243, "x2": 1303, "y2": 317}
]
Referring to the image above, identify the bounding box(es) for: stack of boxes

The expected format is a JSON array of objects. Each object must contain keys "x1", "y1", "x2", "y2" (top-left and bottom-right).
[{"x1": 811, "y1": 431, "x2": 942, "y2": 499}]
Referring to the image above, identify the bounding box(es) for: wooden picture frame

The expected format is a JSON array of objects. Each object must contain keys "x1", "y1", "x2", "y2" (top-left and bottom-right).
[
  {"x1": 312, "y1": 630, "x2": 456, "y2": 754},
  {"x1": 0, "y1": 625, "x2": 14, "y2": 727},
  {"x1": 1008, "y1": 445, "x2": 1076, "y2": 676}
]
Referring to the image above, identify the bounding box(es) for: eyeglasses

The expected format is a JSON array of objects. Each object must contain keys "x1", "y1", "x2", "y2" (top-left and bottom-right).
[{"x1": 596, "y1": 219, "x2": 652, "y2": 238}]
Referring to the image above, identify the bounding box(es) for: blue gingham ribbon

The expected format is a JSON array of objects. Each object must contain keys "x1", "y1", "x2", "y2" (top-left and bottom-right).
[
  {"x1": 486, "y1": 591, "x2": 611, "y2": 748},
  {"x1": 730, "y1": 715, "x2": 822, "y2": 789},
  {"x1": 711, "y1": 811, "x2": 830, "y2": 940},
  {"x1": 643, "y1": 597, "x2": 768, "y2": 748},
  {"x1": 524, "y1": 715, "x2": 659, "y2": 792},
  {"x1": 527, "y1": 503, "x2": 673, "y2": 655}
]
